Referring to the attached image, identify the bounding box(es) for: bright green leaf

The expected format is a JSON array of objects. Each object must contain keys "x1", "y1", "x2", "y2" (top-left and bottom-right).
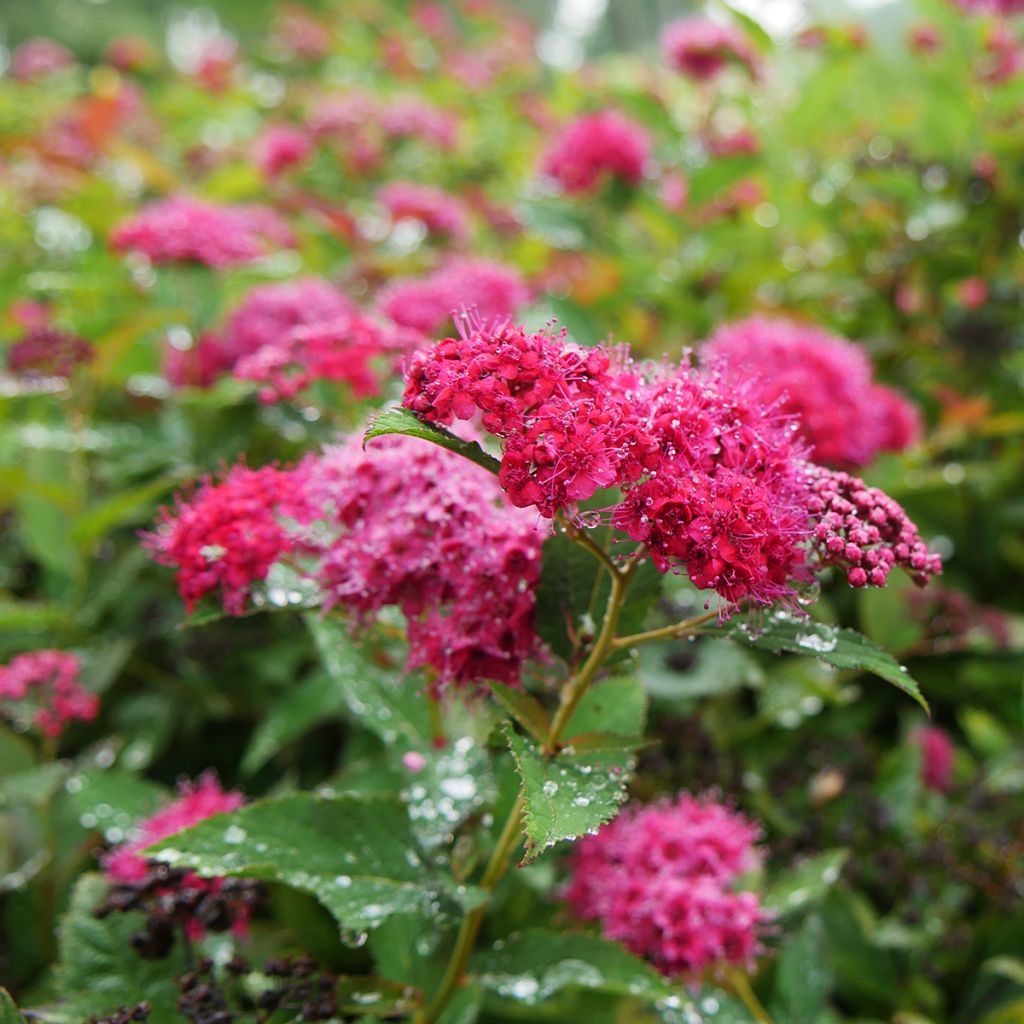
[{"x1": 363, "y1": 407, "x2": 500, "y2": 475}]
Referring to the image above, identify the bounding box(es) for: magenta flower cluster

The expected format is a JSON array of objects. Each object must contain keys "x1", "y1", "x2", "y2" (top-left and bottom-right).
[
  {"x1": 703, "y1": 316, "x2": 920, "y2": 470},
  {"x1": 660, "y1": 17, "x2": 760, "y2": 81},
  {"x1": 540, "y1": 111, "x2": 651, "y2": 195},
  {"x1": 566, "y1": 794, "x2": 767, "y2": 977},
  {"x1": 377, "y1": 181, "x2": 470, "y2": 242},
  {"x1": 111, "y1": 197, "x2": 296, "y2": 268},
  {"x1": 0, "y1": 650, "x2": 98, "y2": 738}
]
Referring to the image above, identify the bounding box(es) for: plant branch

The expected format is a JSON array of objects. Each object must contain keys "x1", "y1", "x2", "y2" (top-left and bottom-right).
[
  {"x1": 725, "y1": 967, "x2": 774, "y2": 1024},
  {"x1": 610, "y1": 609, "x2": 719, "y2": 650}
]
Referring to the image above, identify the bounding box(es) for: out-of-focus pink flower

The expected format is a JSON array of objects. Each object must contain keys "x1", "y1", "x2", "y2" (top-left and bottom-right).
[
  {"x1": 973, "y1": 152, "x2": 999, "y2": 180},
  {"x1": 895, "y1": 283, "x2": 926, "y2": 316},
  {"x1": 954, "y1": 0, "x2": 1024, "y2": 13},
  {"x1": 540, "y1": 110, "x2": 651, "y2": 195},
  {"x1": 913, "y1": 726, "x2": 955, "y2": 793},
  {"x1": 956, "y1": 277, "x2": 989, "y2": 309},
  {"x1": 273, "y1": 4, "x2": 333, "y2": 61},
  {"x1": 704, "y1": 126, "x2": 760, "y2": 159},
  {"x1": 303, "y1": 434, "x2": 542, "y2": 691},
  {"x1": 379, "y1": 259, "x2": 530, "y2": 336},
  {"x1": 909, "y1": 23, "x2": 943, "y2": 53},
  {"x1": 566, "y1": 794, "x2": 767, "y2": 977},
  {"x1": 380, "y1": 97, "x2": 459, "y2": 149},
  {"x1": 10, "y1": 39, "x2": 75, "y2": 82},
  {"x1": 377, "y1": 181, "x2": 470, "y2": 241},
  {"x1": 660, "y1": 171, "x2": 690, "y2": 213},
  {"x1": 402, "y1": 751, "x2": 427, "y2": 773},
  {"x1": 8, "y1": 300, "x2": 51, "y2": 329},
  {"x1": 105, "y1": 36, "x2": 153, "y2": 72},
  {"x1": 981, "y1": 22, "x2": 1024, "y2": 82},
  {"x1": 660, "y1": 17, "x2": 760, "y2": 80},
  {"x1": 193, "y1": 38, "x2": 237, "y2": 93},
  {"x1": 253, "y1": 124, "x2": 313, "y2": 179},
  {"x1": 111, "y1": 197, "x2": 295, "y2": 268},
  {"x1": 0, "y1": 650, "x2": 97, "y2": 738},
  {"x1": 8, "y1": 325, "x2": 93, "y2": 377},
  {"x1": 703, "y1": 316, "x2": 920, "y2": 469},
  {"x1": 144, "y1": 464, "x2": 314, "y2": 615},
  {"x1": 163, "y1": 332, "x2": 236, "y2": 389}
]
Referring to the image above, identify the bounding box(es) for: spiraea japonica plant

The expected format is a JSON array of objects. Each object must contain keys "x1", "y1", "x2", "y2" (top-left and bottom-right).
[{"x1": 3, "y1": 0, "x2": 1024, "y2": 1022}]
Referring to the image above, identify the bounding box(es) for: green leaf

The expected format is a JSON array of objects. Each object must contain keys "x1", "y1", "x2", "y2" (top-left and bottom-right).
[
  {"x1": 363, "y1": 407, "x2": 500, "y2": 475},
  {"x1": 533, "y1": 533, "x2": 604, "y2": 663},
  {"x1": 307, "y1": 615, "x2": 431, "y2": 745},
  {"x1": 763, "y1": 849, "x2": 849, "y2": 918},
  {"x1": 0, "y1": 763, "x2": 65, "y2": 809},
  {"x1": 0, "y1": 988, "x2": 25, "y2": 1024},
  {"x1": 65, "y1": 769, "x2": 169, "y2": 838},
  {"x1": 473, "y1": 928, "x2": 679, "y2": 1005},
  {"x1": 56, "y1": 873, "x2": 184, "y2": 1024},
  {"x1": 775, "y1": 914, "x2": 833, "y2": 1024},
  {"x1": 335, "y1": 976, "x2": 421, "y2": 1017},
  {"x1": 146, "y1": 792, "x2": 452, "y2": 934},
  {"x1": 242, "y1": 670, "x2": 348, "y2": 774},
  {"x1": 487, "y1": 682, "x2": 551, "y2": 743},
  {"x1": 506, "y1": 725, "x2": 635, "y2": 862},
  {"x1": 713, "y1": 613, "x2": 928, "y2": 711},
  {"x1": 565, "y1": 676, "x2": 647, "y2": 739}
]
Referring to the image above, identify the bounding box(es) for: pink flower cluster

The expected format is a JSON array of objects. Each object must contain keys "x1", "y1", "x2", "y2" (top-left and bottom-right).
[
  {"x1": 310, "y1": 92, "x2": 459, "y2": 151},
  {"x1": 377, "y1": 182, "x2": 470, "y2": 241},
  {"x1": 0, "y1": 650, "x2": 98, "y2": 738},
  {"x1": 143, "y1": 464, "x2": 313, "y2": 615},
  {"x1": 954, "y1": 0, "x2": 1024, "y2": 13},
  {"x1": 660, "y1": 17, "x2": 760, "y2": 81},
  {"x1": 912, "y1": 726, "x2": 954, "y2": 794},
  {"x1": 111, "y1": 197, "x2": 296, "y2": 268},
  {"x1": 303, "y1": 435, "x2": 542, "y2": 689},
  {"x1": 253, "y1": 124, "x2": 313, "y2": 179},
  {"x1": 379, "y1": 259, "x2": 530, "y2": 336},
  {"x1": 540, "y1": 111, "x2": 651, "y2": 195},
  {"x1": 566, "y1": 794, "x2": 767, "y2": 977},
  {"x1": 8, "y1": 325, "x2": 94, "y2": 377},
  {"x1": 404, "y1": 320, "x2": 941, "y2": 607},
  {"x1": 804, "y1": 464, "x2": 942, "y2": 588},
  {"x1": 703, "y1": 316, "x2": 920, "y2": 470},
  {"x1": 10, "y1": 38, "x2": 75, "y2": 82}
]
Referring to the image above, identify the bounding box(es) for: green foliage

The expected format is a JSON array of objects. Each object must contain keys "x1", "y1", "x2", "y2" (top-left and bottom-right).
[{"x1": 363, "y1": 407, "x2": 501, "y2": 476}]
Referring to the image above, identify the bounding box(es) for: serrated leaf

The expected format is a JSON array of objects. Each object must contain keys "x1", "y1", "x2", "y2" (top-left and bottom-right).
[
  {"x1": 713, "y1": 613, "x2": 928, "y2": 711},
  {"x1": 363, "y1": 407, "x2": 500, "y2": 475},
  {"x1": 473, "y1": 928, "x2": 679, "y2": 1005},
  {"x1": 242, "y1": 670, "x2": 348, "y2": 774},
  {"x1": 763, "y1": 849, "x2": 849, "y2": 917},
  {"x1": 146, "y1": 792, "x2": 450, "y2": 933},
  {"x1": 506, "y1": 726, "x2": 635, "y2": 861},
  {"x1": 0, "y1": 988, "x2": 25, "y2": 1024},
  {"x1": 487, "y1": 681, "x2": 550, "y2": 743},
  {"x1": 56, "y1": 874, "x2": 184, "y2": 1024},
  {"x1": 307, "y1": 615, "x2": 431, "y2": 745},
  {"x1": 565, "y1": 676, "x2": 647, "y2": 739}
]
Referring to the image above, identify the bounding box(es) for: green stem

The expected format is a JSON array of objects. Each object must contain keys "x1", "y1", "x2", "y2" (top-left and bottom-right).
[
  {"x1": 610, "y1": 609, "x2": 720, "y2": 650},
  {"x1": 726, "y1": 967, "x2": 774, "y2": 1024},
  {"x1": 419, "y1": 533, "x2": 633, "y2": 1022}
]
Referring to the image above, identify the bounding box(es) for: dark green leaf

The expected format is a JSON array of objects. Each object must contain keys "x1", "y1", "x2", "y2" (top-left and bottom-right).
[
  {"x1": 774, "y1": 914, "x2": 833, "y2": 1024},
  {"x1": 363, "y1": 407, "x2": 500, "y2": 475},
  {"x1": 146, "y1": 792, "x2": 453, "y2": 933},
  {"x1": 506, "y1": 725, "x2": 635, "y2": 861},
  {"x1": 763, "y1": 849, "x2": 849, "y2": 918},
  {"x1": 564, "y1": 676, "x2": 646, "y2": 739},
  {"x1": 487, "y1": 682, "x2": 550, "y2": 743},
  {"x1": 0, "y1": 988, "x2": 25, "y2": 1024},
  {"x1": 533, "y1": 533, "x2": 604, "y2": 663},
  {"x1": 0, "y1": 763, "x2": 65, "y2": 809},
  {"x1": 712, "y1": 613, "x2": 928, "y2": 711}
]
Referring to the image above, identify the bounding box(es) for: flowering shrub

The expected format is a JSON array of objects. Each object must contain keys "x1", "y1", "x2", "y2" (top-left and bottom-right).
[{"x1": 0, "y1": 1, "x2": 1022, "y2": 1023}]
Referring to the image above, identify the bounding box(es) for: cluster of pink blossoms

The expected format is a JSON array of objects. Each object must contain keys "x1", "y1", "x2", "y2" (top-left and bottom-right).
[
  {"x1": 104, "y1": 773, "x2": 250, "y2": 937},
  {"x1": 804, "y1": 464, "x2": 942, "y2": 588},
  {"x1": 912, "y1": 726, "x2": 955, "y2": 794},
  {"x1": 309, "y1": 92, "x2": 459, "y2": 152},
  {"x1": 10, "y1": 38, "x2": 75, "y2": 82},
  {"x1": 111, "y1": 197, "x2": 296, "y2": 268},
  {"x1": 378, "y1": 259, "x2": 530, "y2": 336},
  {"x1": 954, "y1": 0, "x2": 1024, "y2": 13},
  {"x1": 403, "y1": 321, "x2": 941, "y2": 608},
  {"x1": 377, "y1": 182, "x2": 470, "y2": 242},
  {"x1": 660, "y1": 17, "x2": 760, "y2": 81},
  {"x1": 253, "y1": 123, "x2": 313, "y2": 179},
  {"x1": 303, "y1": 435, "x2": 542, "y2": 689},
  {"x1": 7, "y1": 324, "x2": 94, "y2": 377},
  {"x1": 0, "y1": 650, "x2": 98, "y2": 738},
  {"x1": 703, "y1": 316, "x2": 920, "y2": 470},
  {"x1": 540, "y1": 111, "x2": 651, "y2": 195},
  {"x1": 143, "y1": 464, "x2": 314, "y2": 616},
  {"x1": 566, "y1": 794, "x2": 767, "y2": 977}
]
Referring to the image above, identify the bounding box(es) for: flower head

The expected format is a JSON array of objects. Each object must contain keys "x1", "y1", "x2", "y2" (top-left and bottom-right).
[
  {"x1": 566, "y1": 794, "x2": 767, "y2": 977},
  {"x1": 912, "y1": 726, "x2": 955, "y2": 793},
  {"x1": 11, "y1": 39, "x2": 75, "y2": 82},
  {"x1": 540, "y1": 111, "x2": 651, "y2": 195},
  {"x1": 377, "y1": 182, "x2": 470, "y2": 242},
  {"x1": 144, "y1": 463, "x2": 313, "y2": 615},
  {"x1": 303, "y1": 435, "x2": 542, "y2": 690},
  {"x1": 0, "y1": 650, "x2": 97, "y2": 738},
  {"x1": 253, "y1": 124, "x2": 313, "y2": 179},
  {"x1": 8, "y1": 325, "x2": 93, "y2": 377},
  {"x1": 111, "y1": 197, "x2": 295, "y2": 268},
  {"x1": 379, "y1": 260, "x2": 529, "y2": 336},
  {"x1": 702, "y1": 316, "x2": 920, "y2": 469},
  {"x1": 660, "y1": 17, "x2": 760, "y2": 80}
]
